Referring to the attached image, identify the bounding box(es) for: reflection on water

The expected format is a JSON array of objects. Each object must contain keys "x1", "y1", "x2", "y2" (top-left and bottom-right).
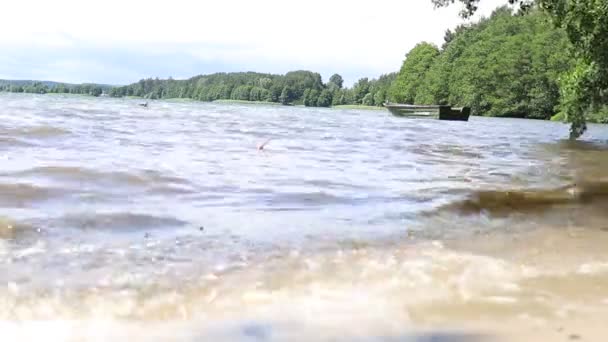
[{"x1": 1, "y1": 93, "x2": 608, "y2": 341}]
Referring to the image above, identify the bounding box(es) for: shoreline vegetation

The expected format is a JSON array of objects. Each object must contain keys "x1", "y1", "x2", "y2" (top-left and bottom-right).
[
  {"x1": 0, "y1": 80, "x2": 112, "y2": 97},
  {"x1": 2, "y1": 5, "x2": 608, "y2": 128},
  {"x1": 433, "y1": 0, "x2": 608, "y2": 139}
]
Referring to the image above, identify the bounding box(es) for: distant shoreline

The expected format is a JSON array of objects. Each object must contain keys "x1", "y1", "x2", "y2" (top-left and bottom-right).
[
  {"x1": 4, "y1": 92, "x2": 606, "y2": 121},
  {"x1": 0, "y1": 92, "x2": 388, "y2": 111}
]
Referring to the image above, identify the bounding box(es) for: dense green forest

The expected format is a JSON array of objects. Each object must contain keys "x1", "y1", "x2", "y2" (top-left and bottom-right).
[
  {"x1": 0, "y1": 73, "x2": 397, "y2": 108},
  {"x1": 0, "y1": 80, "x2": 111, "y2": 96},
  {"x1": 105, "y1": 3, "x2": 605, "y2": 126},
  {"x1": 389, "y1": 7, "x2": 574, "y2": 120},
  {"x1": 107, "y1": 71, "x2": 396, "y2": 108},
  {"x1": 433, "y1": 0, "x2": 608, "y2": 138}
]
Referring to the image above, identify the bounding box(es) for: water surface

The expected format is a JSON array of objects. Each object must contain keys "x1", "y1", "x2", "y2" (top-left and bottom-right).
[{"x1": 2, "y1": 93, "x2": 608, "y2": 341}]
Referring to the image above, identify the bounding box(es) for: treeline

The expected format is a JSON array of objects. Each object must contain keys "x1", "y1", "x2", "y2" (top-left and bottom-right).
[
  {"x1": 388, "y1": 6, "x2": 575, "y2": 120},
  {"x1": 110, "y1": 6, "x2": 589, "y2": 119},
  {"x1": 5, "y1": 4, "x2": 604, "y2": 129},
  {"x1": 108, "y1": 70, "x2": 396, "y2": 107},
  {"x1": 0, "y1": 81, "x2": 111, "y2": 96}
]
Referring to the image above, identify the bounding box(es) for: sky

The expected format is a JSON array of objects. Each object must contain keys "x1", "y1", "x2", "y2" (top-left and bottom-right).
[{"x1": 1, "y1": 0, "x2": 509, "y2": 86}]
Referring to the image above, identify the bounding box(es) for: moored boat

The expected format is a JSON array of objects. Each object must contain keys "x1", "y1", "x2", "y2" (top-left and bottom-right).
[{"x1": 383, "y1": 103, "x2": 470, "y2": 121}]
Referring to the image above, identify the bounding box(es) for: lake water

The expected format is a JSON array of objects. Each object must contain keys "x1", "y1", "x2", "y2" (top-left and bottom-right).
[{"x1": 2, "y1": 93, "x2": 608, "y2": 341}]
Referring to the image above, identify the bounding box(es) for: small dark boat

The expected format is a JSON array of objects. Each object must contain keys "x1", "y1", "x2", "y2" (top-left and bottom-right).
[{"x1": 383, "y1": 103, "x2": 470, "y2": 121}]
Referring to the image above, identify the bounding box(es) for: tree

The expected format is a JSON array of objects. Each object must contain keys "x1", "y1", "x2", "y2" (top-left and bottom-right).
[
  {"x1": 279, "y1": 86, "x2": 294, "y2": 105},
  {"x1": 432, "y1": 0, "x2": 608, "y2": 138},
  {"x1": 284, "y1": 70, "x2": 324, "y2": 100},
  {"x1": 231, "y1": 85, "x2": 252, "y2": 101},
  {"x1": 352, "y1": 78, "x2": 370, "y2": 104},
  {"x1": 10, "y1": 85, "x2": 24, "y2": 93},
  {"x1": 448, "y1": 8, "x2": 571, "y2": 117},
  {"x1": 249, "y1": 86, "x2": 269, "y2": 101},
  {"x1": 362, "y1": 93, "x2": 374, "y2": 106},
  {"x1": 431, "y1": 0, "x2": 532, "y2": 18},
  {"x1": 317, "y1": 89, "x2": 333, "y2": 107},
  {"x1": 89, "y1": 87, "x2": 99, "y2": 97},
  {"x1": 370, "y1": 73, "x2": 397, "y2": 106},
  {"x1": 303, "y1": 89, "x2": 312, "y2": 106},
  {"x1": 308, "y1": 89, "x2": 320, "y2": 106},
  {"x1": 332, "y1": 89, "x2": 347, "y2": 106},
  {"x1": 398, "y1": 6, "x2": 573, "y2": 119},
  {"x1": 329, "y1": 74, "x2": 344, "y2": 89},
  {"x1": 389, "y1": 42, "x2": 440, "y2": 104}
]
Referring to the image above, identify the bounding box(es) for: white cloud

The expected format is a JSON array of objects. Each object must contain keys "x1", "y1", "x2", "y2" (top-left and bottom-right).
[{"x1": 2, "y1": 0, "x2": 511, "y2": 84}]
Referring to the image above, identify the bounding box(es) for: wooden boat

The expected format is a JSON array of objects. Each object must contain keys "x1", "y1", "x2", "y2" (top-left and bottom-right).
[{"x1": 383, "y1": 103, "x2": 470, "y2": 121}]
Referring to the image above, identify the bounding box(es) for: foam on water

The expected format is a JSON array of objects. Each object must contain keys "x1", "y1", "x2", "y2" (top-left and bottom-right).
[{"x1": 2, "y1": 233, "x2": 608, "y2": 341}]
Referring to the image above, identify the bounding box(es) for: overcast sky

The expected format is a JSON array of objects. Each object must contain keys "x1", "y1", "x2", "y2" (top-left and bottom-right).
[{"x1": 1, "y1": 0, "x2": 509, "y2": 85}]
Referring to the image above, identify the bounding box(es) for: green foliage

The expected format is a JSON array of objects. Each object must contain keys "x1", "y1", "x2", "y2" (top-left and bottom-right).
[
  {"x1": 231, "y1": 85, "x2": 252, "y2": 101},
  {"x1": 284, "y1": 70, "x2": 323, "y2": 100},
  {"x1": 352, "y1": 78, "x2": 370, "y2": 104},
  {"x1": 331, "y1": 89, "x2": 347, "y2": 106},
  {"x1": 249, "y1": 86, "x2": 271, "y2": 102},
  {"x1": 362, "y1": 93, "x2": 374, "y2": 106},
  {"x1": 448, "y1": 8, "x2": 571, "y2": 118},
  {"x1": 303, "y1": 89, "x2": 313, "y2": 106},
  {"x1": 431, "y1": 0, "x2": 532, "y2": 18},
  {"x1": 587, "y1": 106, "x2": 608, "y2": 124},
  {"x1": 107, "y1": 70, "x2": 394, "y2": 109},
  {"x1": 370, "y1": 73, "x2": 397, "y2": 105},
  {"x1": 542, "y1": 0, "x2": 608, "y2": 137},
  {"x1": 329, "y1": 74, "x2": 344, "y2": 89},
  {"x1": 390, "y1": 42, "x2": 440, "y2": 104},
  {"x1": 279, "y1": 86, "x2": 294, "y2": 105},
  {"x1": 303, "y1": 88, "x2": 323, "y2": 107},
  {"x1": 394, "y1": 7, "x2": 572, "y2": 121},
  {"x1": 550, "y1": 112, "x2": 565, "y2": 121},
  {"x1": 433, "y1": 0, "x2": 608, "y2": 138},
  {"x1": 317, "y1": 89, "x2": 333, "y2": 107},
  {"x1": 0, "y1": 80, "x2": 111, "y2": 96},
  {"x1": 90, "y1": 86, "x2": 103, "y2": 97}
]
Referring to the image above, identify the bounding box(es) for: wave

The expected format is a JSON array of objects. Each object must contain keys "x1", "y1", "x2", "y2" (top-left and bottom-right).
[
  {"x1": 2, "y1": 236, "x2": 606, "y2": 339},
  {"x1": 0, "y1": 125, "x2": 70, "y2": 139},
  {"x1": 0, "y1": 183, "x2": 64, "y2": 207},
  {"x1": 260, "y1": 191, "x2": 349, "y2": 207},
  {"x1": 0, "y1": 216, "x2": 32, "y2": 239},
  {"x1": 52, "y1": 212, "x2": 188, "y2": 231},
  {"x1": 0, "y1": 136, "x2": 34, "y2": 147},
  {"x1": 440, "y1": 181, "x2": 608, "y2": 216},
  {"x1": 6, "y1": 166, "x2": 195, "y2": 193}
]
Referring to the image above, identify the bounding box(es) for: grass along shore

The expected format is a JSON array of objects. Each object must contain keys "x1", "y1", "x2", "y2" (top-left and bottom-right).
[
  {"x1": 332, "y1": 105, "x2": 385, "y2": 111},
  {"x1": 212, "y1": 99, "x2": 281, "y2": 106}
]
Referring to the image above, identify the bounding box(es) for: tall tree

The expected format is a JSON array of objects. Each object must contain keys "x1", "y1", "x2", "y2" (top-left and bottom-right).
[
  {"x1": 329, "y1": 74, "x2": 344, "y2": 89},
  {"x1": 389, "y1": 42, "x2": 440, "y2": 104},
  {"x1": 317, "y1": 89, "x2": 333, "y2": 107},
  {"x1": 352, "y1": 78, "x2": 371, "y2": 104},
  {"x1": 279, "y1": 86, "x2": 294, "y2": 105}
]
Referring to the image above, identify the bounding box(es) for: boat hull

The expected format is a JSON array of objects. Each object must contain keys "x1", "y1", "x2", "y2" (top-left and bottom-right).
[{"x1": 384, "y1": 104, "x2": 470, "y2": 121}]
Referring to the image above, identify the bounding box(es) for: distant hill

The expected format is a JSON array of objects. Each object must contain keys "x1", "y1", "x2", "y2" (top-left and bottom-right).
[
  {"x1": 0, "y1": 79, "x2": 116, "y2": 96},
  {"x1": 0, "y1": 79, "x2": 115, "y2": 88}
]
